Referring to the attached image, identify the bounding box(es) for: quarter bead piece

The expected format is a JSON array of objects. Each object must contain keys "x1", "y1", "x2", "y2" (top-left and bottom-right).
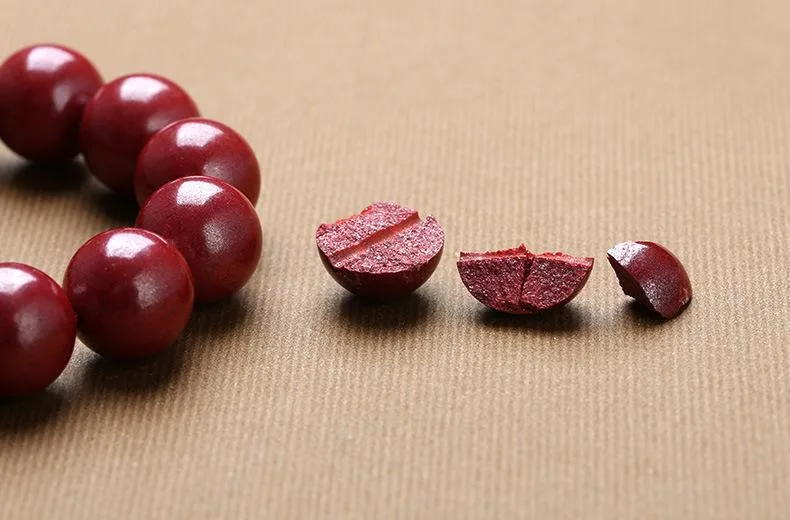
[
  {"x1": 0, "y1": 263, "x2": 77, "y2": 397},
  {"x1": 607, "y1": 241, "x2": 692, "y2": 319},
  {"x1": 0, "y1": 44, "x2": 102, "y2": 163},
  {"x1": 79, "y1": 73, "x2": 199, "y2": 193},
  {"x1": 63, "y1": 228, "x2": 195, "y2": 359},
  {"x1": 136, "y1": 177, "x2": 263, "y2": 303},
  {"x1": 134, "y1": 117, "x2": 260, "y2": 206}
]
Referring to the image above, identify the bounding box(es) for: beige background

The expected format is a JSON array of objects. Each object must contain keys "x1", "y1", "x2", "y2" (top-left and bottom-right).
[{"x1": 1, "y1": 0, "x2": 789, "y2": 518}]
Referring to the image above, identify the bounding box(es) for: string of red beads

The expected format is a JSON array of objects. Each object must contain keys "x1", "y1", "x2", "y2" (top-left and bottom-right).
[{"x1": 0, "y1": 44, "x2": 263, "y2": 397}]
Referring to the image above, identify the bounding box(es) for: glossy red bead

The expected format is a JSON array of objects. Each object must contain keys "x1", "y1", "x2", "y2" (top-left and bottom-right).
[
  {"x1": 0, "y1": 44, "x2": 102, "y2": 163},
  {"x1": 79, "y1": 74, "x2": 199, "y2": 193},
  {"x1": 0, "y1": 263, "x2": 76, "y2": 397},
  {"x1": 136, "y1": 177, "x2": 262, "y2": 303},
  {"x1": 63, "y1": 228, "x2": 194, "y2": 359},
  {"x1": 607, "y1": 241, "x2": 692, "y2": 319},
  {"x1": 134, "y1": 117, "x2": 260, "y2": 207}
]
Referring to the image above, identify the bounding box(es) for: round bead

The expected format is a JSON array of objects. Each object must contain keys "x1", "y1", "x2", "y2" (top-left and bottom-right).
[
  {"x1": 0, "y1": 263, "x2": 76, "y2": 397},
  {"x1": 79, "y1": 74, "x2": 199, "y2": 193},
  {"x1": 0, "y1": 44, "x2": 102, "y2": 163},
  {"x1": 136, "y1": 177, "x2": 262, "y2": 303},
  {"x1": 134, "y1": 118, "x2": 260, "y2": 207},
  {"x1": 63, "y1": 228, "x2": 194, "y2": 359}
]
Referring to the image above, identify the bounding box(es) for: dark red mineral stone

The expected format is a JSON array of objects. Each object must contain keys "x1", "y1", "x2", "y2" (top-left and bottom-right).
[
  {"x1": 457, "y1": 244, "x2": 593, "y2": 314},
  {"x1": 316, "y1": 202, "x2": 444, "y2": 299},
  {"x1": 607, "y1": 241, "x2": 692, "y2": 319}
]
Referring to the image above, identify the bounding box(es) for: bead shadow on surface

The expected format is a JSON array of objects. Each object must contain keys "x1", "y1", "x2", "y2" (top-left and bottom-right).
[
  {"x1": 332, "y1": 291, "x2": 436, "y2": 332},
  {"x1": 0, "y1": 160, "x2": 87, "y2": 193},
  {"x1": 191, "y1": 295, "x2": 252, "y2": 335},
  {"x1": 476, "y1": 304, "x2": 587, "y2": 334},
  {"x1": 0, "y1": 389, "x2": 69, "y2": 434},
  {"x1": 91, "y1": 189, "x2": 139, "y2": 226},
  {"x1": 81, "y1": 296, "x2": 250, "y2": 395},
  {"x1": 82, "y1": 347, "x2": 184, "y2": 395},
  {"x1": 624, "y1": 300, "x2": 676, "y2": 325}
]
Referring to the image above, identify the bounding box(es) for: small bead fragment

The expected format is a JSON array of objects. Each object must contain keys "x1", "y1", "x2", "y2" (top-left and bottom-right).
[
  {"x1": 607, "y1": 241, "x2": 692, "y2": 319},
  {"x1": 457, "y1": 244, "x2": 593, "y2": 314},
  {"x1": 315, "y1": 202, "x2": 445, "y2": 299}
]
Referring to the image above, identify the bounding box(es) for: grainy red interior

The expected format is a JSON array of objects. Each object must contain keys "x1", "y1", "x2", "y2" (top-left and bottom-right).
[
  {"x1": 316, "y1": 202, "x2": 418, "y2": 262},
  {"x1": 457, "y1": 245, "x2": 593, "y2": 314},
  {"x1": 316, "y1": 202, "x2": 445, "y2": 298}
]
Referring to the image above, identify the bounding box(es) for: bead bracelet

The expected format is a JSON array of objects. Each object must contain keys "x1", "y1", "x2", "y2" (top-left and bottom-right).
[
  {"x1": 0, "y1": 44, "x2": 692, "y2": 399},
  {"x1": 0, "y1": 44, "x2": 262, "y2": 396}
]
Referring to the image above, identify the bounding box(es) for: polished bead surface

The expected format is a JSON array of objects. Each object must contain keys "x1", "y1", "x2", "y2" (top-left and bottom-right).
[
  {"x1": 0, "y1": 44, "x2": 102, "y2": 163},
  {"x1": 79, "y1": 74, "x2": 199, "y2": 193},
  {"x1": 136, "y1": 177, "x2": 262, "y2": 303},
  {"x1": 63, "y1": 228, "x2": 194, "y2": 359},
  {"x1": 607, "y1": 241, "x2": 692, "y2": 319},
  {"x1": 0, "y1": 263, "x2": 76, "y2": 397},
  {"x1": 134, "y1": 117, "x2": 260, "y2": 206}
]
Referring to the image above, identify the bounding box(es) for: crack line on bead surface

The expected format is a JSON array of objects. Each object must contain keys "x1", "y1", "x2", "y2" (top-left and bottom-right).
[
  {"x1": 517, "y1": 255, "x2": 535, "y2": 311},
  {"x1": 329, "y1": 213, "x2": 423, "y2": 264}
]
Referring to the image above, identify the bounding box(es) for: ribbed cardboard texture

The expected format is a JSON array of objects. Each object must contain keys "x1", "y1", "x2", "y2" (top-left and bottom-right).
[{"x1": 1, "y1": 1, "x2": 789, "y2": 518}]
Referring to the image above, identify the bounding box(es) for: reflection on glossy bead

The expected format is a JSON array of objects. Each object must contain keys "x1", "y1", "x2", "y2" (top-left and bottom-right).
[
  {"x1": 0, "y1": 263, "x2": 76, "y2": 397},
  {"x1": 136, "y1": 177, "x2": 262, "y2": 303},
  {"x1": 607, "y1": 241, "x2": 692, "y2": 319},
  {"x1": 134, "y1": 117, "x2": 260, "y2": 206},
  {"x1": 79, "y1": 74, "x2": 199, "y2": 193},
  {"x1": 0, "y1": 44, "x2": 102, "y2": 163},
  {"x1": 63, "y1": 228, "x2": 194, "y2": 359}
]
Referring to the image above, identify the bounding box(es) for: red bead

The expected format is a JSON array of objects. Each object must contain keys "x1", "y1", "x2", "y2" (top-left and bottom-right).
[
  {"x1": 63, "y1": 228, "x2": 194, "y2": 359},
  {"x1": 0, "y1": 263, "x2": 76, "y2": 397},
  {"x1": 134, "y1": 117, "x2": 260, "y2": 207},
  {"x1": 315, "y1": 202, "x2": 445, "y2": 299},
  {"x1": 136, "y1": 177, "x2": 262, "y2": 303},
  {"x1": 0, "y1": 44, "x2": 102, "y2": 163},
  {"x1": 79, "y1": 74, "x2": 199, "y2": 193},
  {"x1": 607, "y1": 241, "x2": 692, "y2": 319},
  {"x1": 457, "y1": 244, "x2": 594, "y2": 314}
]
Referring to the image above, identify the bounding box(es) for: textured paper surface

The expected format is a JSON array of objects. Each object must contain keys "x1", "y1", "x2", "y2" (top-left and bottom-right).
[{"x1": 1, "y1": 1, "x2": 789, "y2": 518}]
